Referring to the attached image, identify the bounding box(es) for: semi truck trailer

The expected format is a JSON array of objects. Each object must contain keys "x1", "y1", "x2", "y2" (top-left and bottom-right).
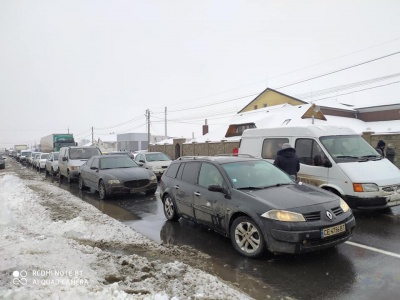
[{"x1": 40, "y1": 134, "x2": 76, "y2": 152}]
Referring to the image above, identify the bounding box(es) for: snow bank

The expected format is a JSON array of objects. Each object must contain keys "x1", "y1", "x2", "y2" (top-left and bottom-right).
[{"x1": 0, "y1": 173, "x2": 252, "y2": 300}]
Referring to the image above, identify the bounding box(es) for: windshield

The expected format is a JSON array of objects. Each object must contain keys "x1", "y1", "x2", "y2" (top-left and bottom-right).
[
  {"x1": 320, "y1": 135, "x2": 381, "y2": 163},
  {"x1": 99, "y1": 156, "x2": 139, "y2": 169},
  {"x1": 41, "y1": 154, "x2": 49, "y2": 159},
  {"x1": 53, "y1": 153, "x2": 59, "y2": 160},
  {"x1": 69, "y1": 148, "x2": 101, "y2": 159},
  {"x1": 145, "y1": 153, "x2": 171, "y2": 162},
  {"x1": 222, "y1": 160, "x2": 293, "y2": 189}
]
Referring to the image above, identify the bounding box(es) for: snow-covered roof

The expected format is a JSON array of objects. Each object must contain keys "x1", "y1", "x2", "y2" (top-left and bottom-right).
[
  {"x1": 310, "y1": 99, "x2": 356, "y2": 111},
  {"x1": 194, "y1": 103, "x2": 400, "y2": 143}
]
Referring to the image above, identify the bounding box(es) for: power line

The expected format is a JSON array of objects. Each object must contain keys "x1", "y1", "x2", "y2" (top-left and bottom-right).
[
  {"x1": 312, "y1": 80, "x2": 400, "y2": 103},
  {"x1": 277, "y1": 50, "x2": 400, "y2": 89}
]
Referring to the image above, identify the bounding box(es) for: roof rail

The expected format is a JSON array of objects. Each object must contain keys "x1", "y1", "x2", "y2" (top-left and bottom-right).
[
  {"x1": 176, "y1": 156, "x2": 213, "y2": 161},
  {"x1": 215, "y1": 153, "x2": 255, "y2": 158}
]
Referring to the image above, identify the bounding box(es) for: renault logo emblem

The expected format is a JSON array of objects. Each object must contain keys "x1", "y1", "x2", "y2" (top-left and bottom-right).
[{"x1": 326, "y1": 211, "x2": 333, "y2": 220}]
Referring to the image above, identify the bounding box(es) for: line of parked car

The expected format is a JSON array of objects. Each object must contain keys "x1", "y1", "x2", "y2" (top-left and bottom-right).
[
  {"x1": 9, "y1": 145, "x2": 359, "y2": 259},
  {"x1": 14, "y1": 146, "x2": 173, "y2": 200}
]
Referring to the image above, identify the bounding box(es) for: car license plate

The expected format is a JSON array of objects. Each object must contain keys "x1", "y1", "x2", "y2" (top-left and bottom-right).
[{"x1": 321, "y1": 223, "x2": 346, "y2": 238}]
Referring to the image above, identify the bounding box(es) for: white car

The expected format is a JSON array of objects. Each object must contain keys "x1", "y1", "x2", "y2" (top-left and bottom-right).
[
  {"x1": 36, "y1": 153, "x2": 49, "y2": 173},
  {"x1": 27, "y1": 152, "x2": 41, "y2": 166},
  {"x1": 134, "y1": 152, "x2": 172, "y2": 178},
  {"x1": 31, "y1": 153, "x2": 42, "y2": 170},
  {"x1": 45, "y1": 152, "x2": 59, "y2": 178}
]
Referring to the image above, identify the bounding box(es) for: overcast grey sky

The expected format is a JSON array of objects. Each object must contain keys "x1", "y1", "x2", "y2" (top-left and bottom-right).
[{"x1": 1, "y1": 0, "x2": 400, "y2": 149}]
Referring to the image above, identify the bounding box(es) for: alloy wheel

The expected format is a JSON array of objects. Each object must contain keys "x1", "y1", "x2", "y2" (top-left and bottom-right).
[{"x1": 231, "y1": 216, "x2": 265, "y2": 258}]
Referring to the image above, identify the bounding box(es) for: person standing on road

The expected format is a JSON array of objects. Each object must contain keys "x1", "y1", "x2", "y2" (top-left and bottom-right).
[
  {"x1": 273, "y1": 143, "x2": 300, "y2": 180},
  {"x1": 386, "y1": 143, "x2": 396, "y2": 163},
  {"x1": 375, "y1": 140, "x2": 386, "y2": 157}
]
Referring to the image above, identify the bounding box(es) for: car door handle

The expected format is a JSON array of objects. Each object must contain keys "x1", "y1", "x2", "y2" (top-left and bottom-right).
[
  {"x1": 174, "y1": 185, "x2": 180, "y2": 189},
  {"x1": 194, "y1": 192, "x2": 201, "y2": 196}
]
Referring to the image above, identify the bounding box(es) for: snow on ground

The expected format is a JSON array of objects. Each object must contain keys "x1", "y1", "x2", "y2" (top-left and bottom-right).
[{"x1": 0, "y1": 170, "x2": 252, "y2": 300}]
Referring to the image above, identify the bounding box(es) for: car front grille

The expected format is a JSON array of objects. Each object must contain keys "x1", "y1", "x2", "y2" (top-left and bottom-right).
[
  {"x1": 331, "y1": 206, "x2": 344, "y2": 216},
  {"x1": 304, "y1": 230, "x2": 352, "y2": 248},
  {"x1": 303, "y1": 211, "x2": 321, "y2": 221},
  {"x1": 382, "y1": 185, "x2": 400, "y2": 193},
  {"x1": 124, "y1": 179, "x2": 150, "y2": 188},
  {"x1": 303, "y1": 206, "x2": 344, "y2": 221}
]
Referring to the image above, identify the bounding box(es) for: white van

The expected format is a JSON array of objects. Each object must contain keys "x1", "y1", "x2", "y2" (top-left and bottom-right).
[
  {"x1": 58, "y1": 146, "x2": 102, "y2": 183},
  {"x1": 239, "y1": 125, "x2": 400, "y2": 210}
]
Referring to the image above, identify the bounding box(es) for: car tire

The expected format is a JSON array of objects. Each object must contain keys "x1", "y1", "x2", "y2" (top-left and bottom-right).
[
  {"x1": 163, "y1": 195, "x2": 179, "y2": 221},
  {"x1": 58, "y1": 172, "x2": 63, "y2": 184},
  {"x1": 98, "y1": 180, "x2": 107, "y2": 200},
  {"x1": 78, "y1": 175, "x2": 86, "y2": 190},
  {"x1": 230, "y1": 216, "x2": 266, "y2": 258},
  {"x1": 45, "y1": 169, "x2": 49, "y2": 178}
]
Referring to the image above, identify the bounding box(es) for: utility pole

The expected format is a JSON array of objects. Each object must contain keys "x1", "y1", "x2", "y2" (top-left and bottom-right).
[
  {"x1": 92, "y1": 127, "x2": 94, "y2": 145},
  {"x1": 165, "y1": 107, "x2": 167, "y2": 138},
  {"x1": 146, "y1": 109, "x2": 151, "y2": 149}
]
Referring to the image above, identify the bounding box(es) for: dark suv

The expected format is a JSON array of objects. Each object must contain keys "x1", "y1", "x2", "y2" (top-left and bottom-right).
[{"x1": 160, "y1": 155, "x2": 355, "y2": 258}]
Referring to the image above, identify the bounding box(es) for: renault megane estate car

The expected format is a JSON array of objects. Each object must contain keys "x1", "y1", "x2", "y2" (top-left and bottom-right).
[{"x1": 159, "y1": 155, "x2": 355, "y2": 258}]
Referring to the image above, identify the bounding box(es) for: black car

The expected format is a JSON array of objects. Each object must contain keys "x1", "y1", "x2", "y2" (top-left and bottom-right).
[
  {"x1": 78, "y1": 154, "x2": 158, "y2": 199},
  {"x1": 0, "y1": 155, "x2": 5, "y2": 169},
  {"x1": 160, "y1": 155, "x2": 356, "y2": 258}
]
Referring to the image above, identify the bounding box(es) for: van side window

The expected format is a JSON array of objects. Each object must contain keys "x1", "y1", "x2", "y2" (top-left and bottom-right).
[
  {"x1": 261, "y1": 138, "x2": 289, "y2": 159},
  {"x1": 295, "y1": 139, "x2": 327, "y2": 166}
]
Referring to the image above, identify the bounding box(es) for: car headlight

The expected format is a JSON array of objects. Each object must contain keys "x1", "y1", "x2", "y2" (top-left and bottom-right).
[
  {"x1": 261, "y1": 210, "x2": 306, "y2": 222},
  {"x1": 108, "y1": 180, "x2": 120, "y2": 185},
  {"x1": 340, "y1": 198, "x2": 350, "y2": 213},
  {"x1": 150, "y1": 175, "x2": 157, "y2": 181},
  {"x1": 353, "y1": 183, "x2": 379, "y2": 192},
  {"x1": 70, "y1": 166, "x2": 80, "y2": 171}
]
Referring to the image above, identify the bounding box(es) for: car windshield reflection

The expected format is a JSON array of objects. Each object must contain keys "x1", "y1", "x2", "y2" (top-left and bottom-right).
[
  {"x1": 99, "y1": 156, "x2": 139, "y2": 170},
  {"x1": 222, "y1": 160, "x2": 293, "y2": 189}
]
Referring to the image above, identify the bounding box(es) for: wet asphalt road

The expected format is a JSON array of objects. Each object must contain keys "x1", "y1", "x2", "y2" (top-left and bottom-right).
[
  {"x1": 60, "y1": 178, "x2": 400, "y2": 300},
  {"x1": 4, "y1": 160, "x2": 400, "y2": 300}
]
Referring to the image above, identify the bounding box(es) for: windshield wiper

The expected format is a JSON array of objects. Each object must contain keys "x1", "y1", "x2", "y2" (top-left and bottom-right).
[
  {"x1": 336, "y1": 155, "x2": 359, "y2": 159},
  {"x1": 358, "y1": 155, "x2": 382, "y2": 161},
  {"x1": 237, "y1": 186, "x2": 264, "y2": 190}
]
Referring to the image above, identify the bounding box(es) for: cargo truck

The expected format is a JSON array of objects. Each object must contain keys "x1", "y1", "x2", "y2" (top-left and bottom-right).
[
  {"x1": 40, "y1": 134, "x2": 76, "y2": 153},
  {"x1": 14, "y1": 144, "x2": 28, "y2": 161}
]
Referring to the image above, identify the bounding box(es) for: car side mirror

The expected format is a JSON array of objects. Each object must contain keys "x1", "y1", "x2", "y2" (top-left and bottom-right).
[
  {"x1": 90, "y1": 166, "x2": 98, "y2": 170},
  {"x1": 324, "y1": 160, "x2": 333, "y2": 168},
  {"x1": 62, "y1": 157, "x2": 67, "y2": 161},
  {"x1": 208, "y1": 184, "x2": 226, "y2": 193},
  {"x1": 139, "y1": 160, "x2": 145, "y2": 163}
]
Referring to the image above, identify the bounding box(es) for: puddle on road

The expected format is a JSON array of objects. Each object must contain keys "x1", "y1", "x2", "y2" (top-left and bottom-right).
[{"x1": 55, "y1": 180, "x2": 142, "y2": 222}]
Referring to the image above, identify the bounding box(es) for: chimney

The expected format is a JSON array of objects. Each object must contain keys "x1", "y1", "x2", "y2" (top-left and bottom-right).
[{"x1": 202, "y1": 119, "x2": 209, "y2": 135}]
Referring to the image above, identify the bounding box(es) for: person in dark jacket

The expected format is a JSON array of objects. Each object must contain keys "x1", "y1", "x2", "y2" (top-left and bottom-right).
[
  {"x1": 386, "y1": 143, "x2": 396, "y2": 163},
  {"x1": 273, "y1": 143, "x2": 300, "y2": 179},
  {"x1": 375, "y1": 140, "x2": 386, "y2": 157}
]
